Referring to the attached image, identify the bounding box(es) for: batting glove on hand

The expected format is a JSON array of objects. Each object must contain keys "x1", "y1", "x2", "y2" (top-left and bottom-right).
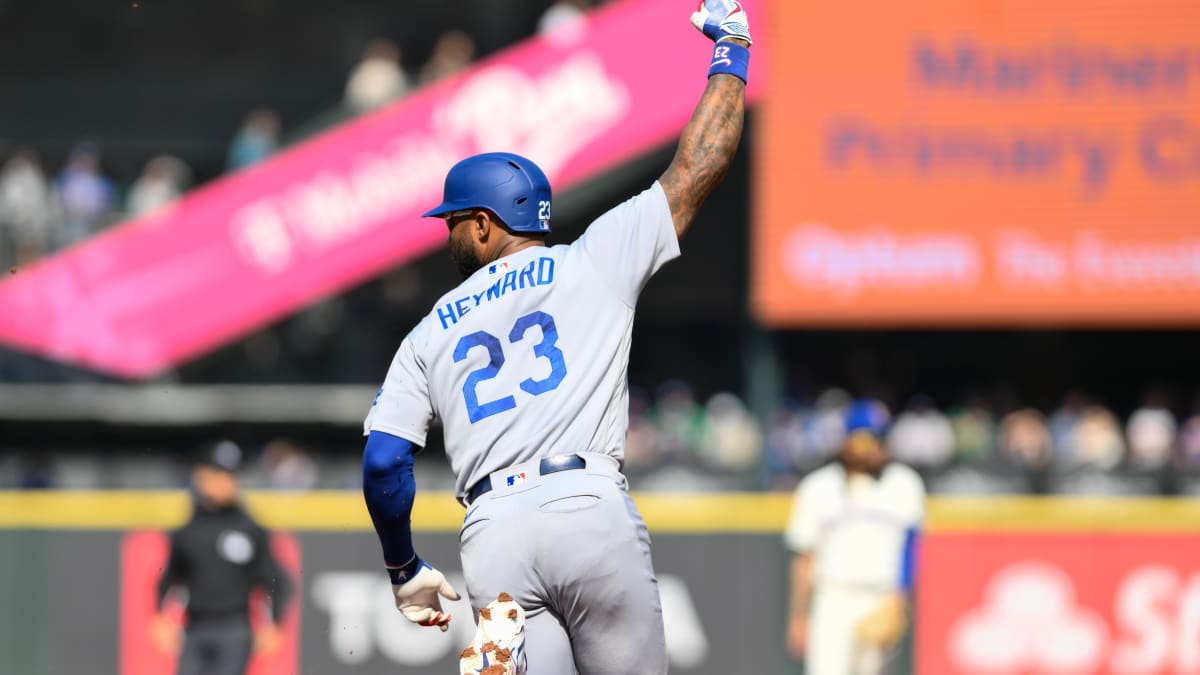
[
  {"x1": 390, "y1": 558, "x2": 461, "y2": 632},
  {"x1": 691, "y1": 0, "x2": 752, "y2": 45}
]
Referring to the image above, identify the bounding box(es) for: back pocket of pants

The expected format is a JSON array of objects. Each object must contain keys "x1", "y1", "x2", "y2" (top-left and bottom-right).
[
  {"x1": 537, "y1": 494, "x2": 601, "y2": 514},
  {"x1": 459, "y1": 515, "x2": 491, "y2": 545}
]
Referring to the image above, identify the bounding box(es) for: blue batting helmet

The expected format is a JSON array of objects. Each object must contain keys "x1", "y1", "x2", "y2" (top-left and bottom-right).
[
  {"x1": 422, "y1": 152, "x2": 552, "y2": 233},
  {"x1": 844, "y1": 399, "x2": 890, "y2": 437}
]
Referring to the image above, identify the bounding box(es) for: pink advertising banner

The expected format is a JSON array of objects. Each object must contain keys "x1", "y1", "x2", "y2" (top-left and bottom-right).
[{"x1": 0, "y1": 0, "x2": 765, "y2": 378}]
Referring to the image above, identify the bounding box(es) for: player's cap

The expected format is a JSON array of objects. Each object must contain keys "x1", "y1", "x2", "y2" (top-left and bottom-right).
[
  {"x1": 844, "y1": 399, "x2": 890, "y2": 437},
  {"x1": 195, "y1": 440, "x2": 243, "y2": 474},
  {"x1": 422, "y1": 152, "x2": 552, "y2": 233}
]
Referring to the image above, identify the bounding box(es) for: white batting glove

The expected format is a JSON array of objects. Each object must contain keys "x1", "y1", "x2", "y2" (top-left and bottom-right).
[
  {"x1": 390, "y1": 560, "x2": 461, "y2": 631},
  {"x1": 691, "y1": 0, "x2": 752, "y2": 45}
]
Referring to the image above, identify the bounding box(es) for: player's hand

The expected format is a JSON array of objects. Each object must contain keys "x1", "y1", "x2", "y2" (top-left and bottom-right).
[
  {"x1": 786, "y1": 614, "x2": 808, "y2": 661},
  {"x1": 391, "y1": 560, "x2": 461, "y2": 631},
  {"x1": 254, "y1": 624, "x2": 283, "y2": 654},
  {"x1": 150, "y1": 614, "x2": 182, "y2": 655},
  {"x1": 690, "y1": 0, "x2": 752, "y2": 45}
]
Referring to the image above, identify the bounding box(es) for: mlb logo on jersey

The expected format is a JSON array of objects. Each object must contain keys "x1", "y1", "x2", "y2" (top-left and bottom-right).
[
  {"x1": 505, "y1": 472, "x2": 527, "y2": 487},
  {"x1": 488, "y1": 261, "x2": 511, "y2": 274}
]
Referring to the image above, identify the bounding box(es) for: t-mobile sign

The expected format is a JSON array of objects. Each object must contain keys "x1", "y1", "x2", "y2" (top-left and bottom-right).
[{"x1": 0, "y1": 0, "x2": 765, "y2": 378}]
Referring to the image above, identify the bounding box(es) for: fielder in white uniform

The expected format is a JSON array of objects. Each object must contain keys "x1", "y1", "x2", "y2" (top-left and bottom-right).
[
  {"x1": 784, "y1": 400, "x2": 926, "y2": 675},
  {"x1": 359, "y1": 3, "x2": 754, "y2": 673}
]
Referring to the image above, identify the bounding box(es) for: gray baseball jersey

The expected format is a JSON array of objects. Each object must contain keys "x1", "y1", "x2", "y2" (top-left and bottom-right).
[{"x1": 365, "y1": 182, "x2": 679, "y2": 499}]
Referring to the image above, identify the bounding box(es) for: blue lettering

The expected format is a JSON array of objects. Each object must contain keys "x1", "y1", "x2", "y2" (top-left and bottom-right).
[
  {"x1": 823, "y1": 119, "x2": 1117, "y2": 193},
  {"x1": 455, "y1": 297, "x2": 472, "y2": 318},
  {"x1": 916, "y1": 41, "x2": 1197, "y2": 96},
  {"x1": 486, "y1": 279, "x2": 503, "y2": 301},
  {"x1": 825, "y1": 119, "x2": 885, "y2": 169},
  {"x1": 1076, "y1": 138, "x2": 1118, "y2": 192},
  {"x1": 437, "y1": 303, "x2": 457, "y2": 330},
  {"x1": 473, "y1": 291, "x2": 486, "y2": 306},
  {"x1": 992, "y1": 54, "x2": 1038, "y2": 92},
  {"x1": 536, "y1": 257, "x2": 555, "y2": 285},
  {"x1": 501, "y1": 271, "x2": 518, "y2": 294},
  {"x1": 913, "y1": 41, "x2": 981, "y2": 90},
  {"x1": 518, "y1": 261, "x2": 536, "y2": 289},
  {"x1": 1007, "y1": 137, "x2": 1061, "y2": 176}
]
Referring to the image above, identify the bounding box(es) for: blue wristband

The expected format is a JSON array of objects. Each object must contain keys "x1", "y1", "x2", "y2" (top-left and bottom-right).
[{"x1": 708, "y1": 41, "x2": 750, "y2": 83}]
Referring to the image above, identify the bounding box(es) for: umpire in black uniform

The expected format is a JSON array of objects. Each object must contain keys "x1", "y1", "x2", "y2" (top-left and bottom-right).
[{"x1": 153, "y1": 440, "x2": 294, "y2": 675}]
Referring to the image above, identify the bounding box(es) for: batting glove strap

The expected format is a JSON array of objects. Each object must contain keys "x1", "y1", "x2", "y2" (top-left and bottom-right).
[
  {"x1": 691, "y1": 0, "x2": 753, "y2": 46},
  {"x1": 708, "y1": 41, "x2": 750, "y2": 83},
  {"x1": 386, "y1": 554, "x2": 423, "y2": 585}
]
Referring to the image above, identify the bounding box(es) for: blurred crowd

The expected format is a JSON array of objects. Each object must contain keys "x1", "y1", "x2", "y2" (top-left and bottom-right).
[
  {"x1": 762, "y1": 388, "x2": 1200, "y2": 496},
  {"x1": 614, "y1": 382, "x2": 1200, "y2": 496},
  {"x1": 4, "y1": 437, "x2": 325, "y2": 492},
  {"x1": 8, "y1": 384, "x2": 1200, "y2": 496},
  {"x1": 0, "y1": 0, "x2": 598, "y2": 273},
  {"x1": 625, "y1": 380, "x2": 763, "y2": 479},
  {"x1": 0, "y1": 143, "x2": 194, "y2": 270}
]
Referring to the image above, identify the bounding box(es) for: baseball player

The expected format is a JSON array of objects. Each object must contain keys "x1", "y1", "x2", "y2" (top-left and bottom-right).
[
  {"x1": 359, "y1": 2, "x2": 752, "y2": 673},
  {"x1": 784, "y1": 400, "x2": 926, "y2": 675}
]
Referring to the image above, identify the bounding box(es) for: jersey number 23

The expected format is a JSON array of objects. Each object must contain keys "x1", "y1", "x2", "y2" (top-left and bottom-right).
[{"x1": 453, "y1": 310, "x2": 567, "y2": 423}]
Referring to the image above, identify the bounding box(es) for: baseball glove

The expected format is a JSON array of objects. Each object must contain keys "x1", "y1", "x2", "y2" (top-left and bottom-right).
[{"x1": 855, "y1": 591, "x2": 908, "y2": 648}]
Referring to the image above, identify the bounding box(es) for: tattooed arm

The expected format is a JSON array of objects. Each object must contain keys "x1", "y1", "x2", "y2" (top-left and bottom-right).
[{"x1": 659, "y1": 39, "x2": 748, "y2": 239}]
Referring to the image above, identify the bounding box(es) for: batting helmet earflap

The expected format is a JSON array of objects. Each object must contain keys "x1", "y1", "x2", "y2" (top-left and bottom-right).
[{"x1": 422, "y1": 152, "x2": 552, "y2": 233}]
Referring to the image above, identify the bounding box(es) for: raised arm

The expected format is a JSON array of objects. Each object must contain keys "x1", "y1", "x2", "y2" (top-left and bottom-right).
[
  {"x1": 660, "y1": 67, "x2": 746, "y2": 238},
  {"x1": 660, "y1": 1, "x2": 752, "y2": 238}
]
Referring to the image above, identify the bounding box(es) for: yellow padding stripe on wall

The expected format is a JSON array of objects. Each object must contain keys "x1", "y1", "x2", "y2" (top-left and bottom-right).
[{"x1": 1, "y1": 492, "x2": 1200, "y2": 533}]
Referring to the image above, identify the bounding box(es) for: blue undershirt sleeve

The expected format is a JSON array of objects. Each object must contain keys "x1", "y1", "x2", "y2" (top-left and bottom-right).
[
  {"x1": 899, "y1": 527, "x2": 920, "y2": 591},
  {"x1": 362, "y1": 431, "x2": 420, "y2": 582}
]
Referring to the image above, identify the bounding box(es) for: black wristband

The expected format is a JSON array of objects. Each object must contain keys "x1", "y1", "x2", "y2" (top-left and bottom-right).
[{"x1": 386, "y1": 554, "x2": 422, "y2": 585}]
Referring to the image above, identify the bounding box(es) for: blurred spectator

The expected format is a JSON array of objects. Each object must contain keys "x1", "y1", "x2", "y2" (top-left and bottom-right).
[
  {"x1": 539, "y1": 0, "x2": 588, "y2": 33},
  {"x1": 624, "y1": 387, "x2": 663, "y2": 470},
  {"x1": 697, "y1": 392, "x2": 761, "y2": 471},
  {"x1": 345, "y1": 38, "x2": 409, "y2": 113},
  {"x1": 1048, "y1": 390, "x2": 1087, "y2": 458},
  {"x1": 887, "y1": 394, "x2": 955, "y2": 470},
  {"x1": 1064, "y1": 405, "x2": 1125, "y2": 470},
  {"x1": 17, "y1": 451, "x2": 55, "y2": 489},
  {"x1": 947, "y1": 398, "x2": 994, "y2": 464},
  {"x1": 418, "y1": 30, "x2": 476, "y2": 86},
  {"x1": 765, "y1": 400, "x2": 813, "y2": 488},
  {"x1": 0, "y1": 148, "x2": 55, "y2": 266},
  {"x1": 538, "y1": 0, "x2": 589, "y2": 44},
  {"x1": 54, "y1": 142, "x2": 117, "y2": 246},
  {"x1": 1054, "y1": 405, "x2": 1152, "y2": 495},
  {"x1": 997, "y1": 408, "x2": 1054, "y2": 493},
  {"x1": 127, "y1": 155, "x2": 190, "y2": 216},
  {"x1": 1180, "y1": 408, "x2": 1200, "y2": 468},
  {"x1": 651, "y1": 379, "x2": 706, "y2": 462},
  {"x1": 1126, "y1": 394, "x2": 1176, "y2": 470},
  {"x1": 259, "y1": 439, "x2": 318, "y2": 490},
  {"x1": 227, "y1": 108, "x2": 282, "y2": 171},
  {"x1": 803, "y1": 388, "x2": 851, "y2": 461},
  {"x1": 997, "y1": 408, "x2": 1052, "y2": 470}
]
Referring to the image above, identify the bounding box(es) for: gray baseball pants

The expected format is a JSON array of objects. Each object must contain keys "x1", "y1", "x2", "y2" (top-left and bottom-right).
[{"x1": 459, "y1": 453, "x2": 667, "y2": 675}]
